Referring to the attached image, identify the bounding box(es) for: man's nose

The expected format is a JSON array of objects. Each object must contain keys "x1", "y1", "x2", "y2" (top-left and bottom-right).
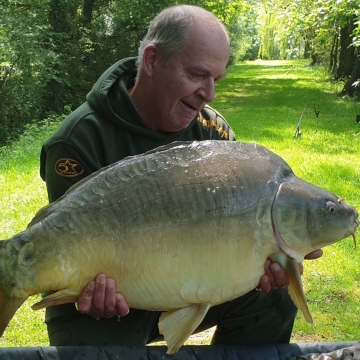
[{"x1": 197, "y1": 79, "x2": 215, "y2": 102}]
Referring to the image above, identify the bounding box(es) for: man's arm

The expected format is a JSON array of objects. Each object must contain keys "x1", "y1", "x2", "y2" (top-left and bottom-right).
[{"x1": 40, "y1": 143, "x2": 94, "y2": 203}]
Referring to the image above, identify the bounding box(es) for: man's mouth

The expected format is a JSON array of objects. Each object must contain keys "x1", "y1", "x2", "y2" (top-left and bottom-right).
[{"x1": 181, "y1": 101, "x2": 198, "y2": 112}]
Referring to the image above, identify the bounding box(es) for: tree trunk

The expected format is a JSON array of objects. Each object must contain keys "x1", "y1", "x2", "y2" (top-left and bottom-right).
[
  {"x1": 339, "y1": 52, "x2": 360, "y2": 97},
  {"x1": 41, "y1": 0, "x2": 82, "y2": 114},
  {"x1": 329, "y1": 31, "x2": 339, "y2": 74},
  {"x1": 83, "y1": 0, "x2": 96, "y2": 28},
  {"x1": 308, "y1": 53, "x2": 319, "y2": 66},
  {"x1": 335, "y1": 16, "x2": 356, "y2": 79},
  {"x1": 303, "y1": 38, "x2": 311, "y2": 59}
]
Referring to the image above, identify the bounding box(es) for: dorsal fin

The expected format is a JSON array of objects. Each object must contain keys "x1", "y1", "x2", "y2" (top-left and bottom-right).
[
  {"x1": 27, "y1": 162, "x2": 120, "y2": 229},
  {"x1": 27, "y1": 201, "x2": 60, "y2": 228}
]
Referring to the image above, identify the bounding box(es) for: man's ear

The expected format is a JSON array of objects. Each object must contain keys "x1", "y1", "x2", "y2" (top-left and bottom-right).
[{"x1": 142, "y1": 44, "x2": 159, "y2": 78}]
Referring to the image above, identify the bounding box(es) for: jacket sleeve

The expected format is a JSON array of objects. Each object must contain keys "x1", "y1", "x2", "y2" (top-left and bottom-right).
[
  {"x1": 40, "y1": 141, "x2": 96, "y2": 203},
  {"x1": 198, "y1": 105, "x2": 236, "y2": 141}
]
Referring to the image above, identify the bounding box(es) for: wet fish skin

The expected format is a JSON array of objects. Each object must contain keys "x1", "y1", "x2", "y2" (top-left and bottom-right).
[{"x1": 0, "y1": 140, "x2": 358, "y2": 354}]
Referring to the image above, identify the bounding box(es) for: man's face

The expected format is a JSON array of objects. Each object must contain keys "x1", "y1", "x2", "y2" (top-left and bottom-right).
[{"x1": 149, "y1": 22, "x2": 230, "y2": 133}]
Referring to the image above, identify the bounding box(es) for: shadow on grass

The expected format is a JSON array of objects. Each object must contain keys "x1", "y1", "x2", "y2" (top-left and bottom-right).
[{"x1": 214, "y1": 61, "x2": 358, "y2": 138}]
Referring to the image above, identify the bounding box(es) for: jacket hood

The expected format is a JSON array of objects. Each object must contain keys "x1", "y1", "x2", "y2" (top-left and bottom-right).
[{"x1": 86, "y1": 57, "x2": 197, "y2": 140}]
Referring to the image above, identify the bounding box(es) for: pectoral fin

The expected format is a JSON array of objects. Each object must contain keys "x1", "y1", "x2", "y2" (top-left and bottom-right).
[
  {"x1": 159, "y1": 303, "x2": 211, "y2": 355},
  {"x1": 270, "y1": 251, "x2": 313, "y2": 324},
  {"x1": 31, "y1": 289, "x2": 78, "y2": 310}
]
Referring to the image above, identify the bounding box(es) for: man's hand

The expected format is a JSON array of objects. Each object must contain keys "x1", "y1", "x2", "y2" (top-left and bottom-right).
[
  {"x1": 257, "y1": 249, "x2": 323, "y2": 293},
  {"x1": 76, "y1": 273, "x2": 130, "y2": 319}
]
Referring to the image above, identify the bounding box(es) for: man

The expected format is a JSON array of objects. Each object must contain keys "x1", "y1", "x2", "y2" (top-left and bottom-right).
[{"x1": 40, "y1": 4, "x2": 322, "y2": 347}]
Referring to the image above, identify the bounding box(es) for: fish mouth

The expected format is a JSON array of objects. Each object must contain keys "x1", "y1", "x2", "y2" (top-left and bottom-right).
[{"x1": 348, "y1": 218, "x2": 359, "y2": 248}]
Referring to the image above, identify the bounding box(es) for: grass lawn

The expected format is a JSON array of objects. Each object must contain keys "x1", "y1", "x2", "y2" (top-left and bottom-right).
[
  {"x1": 0, "y1": 120, "x2": 62, "y2": 346},
  {"x1": 0, "y1": 59, "x2": 359, "y2": 347}
]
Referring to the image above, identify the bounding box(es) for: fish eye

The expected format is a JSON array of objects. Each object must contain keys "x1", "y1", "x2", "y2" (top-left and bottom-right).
[{"x1": 326, "y1": 201, "x2": 336, "y2": 214}]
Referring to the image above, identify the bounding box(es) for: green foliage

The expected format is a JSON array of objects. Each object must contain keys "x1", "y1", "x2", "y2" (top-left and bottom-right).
[
  {"x1": 257, "y1": 0, "x2": 360, "y2": 63},
  {"x1": 256, "y1": 0, "x2": 360, "y2": 96},
  {"x1": 1, "y1": 0, "x2": 360, "y2": 147},
  {"x1": 0, "y1": 0, "x2": 53, "y2": 144},
  {"x1": 204, "y1": 1, "x2": 260, "y2": 64},
  {"x1": 0, "y1": 0, "x2": 250, "y2": 145},
  {"x1": 0, "y1": 115, "x2": 62, "y2": 347}
]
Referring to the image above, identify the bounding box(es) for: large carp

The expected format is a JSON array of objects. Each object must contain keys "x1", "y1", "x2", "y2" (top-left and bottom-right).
[{"x1": 0, "y1": 140, "x2": 358, "y2": 354}]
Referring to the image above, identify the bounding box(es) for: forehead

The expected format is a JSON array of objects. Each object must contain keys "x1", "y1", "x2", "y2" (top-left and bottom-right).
[
  {"x1": 175, "y1": 21, "x2": 230, "y2": 75},
  {"x1": 188, "y1": 19, "x2": 229, "y2": 50}
]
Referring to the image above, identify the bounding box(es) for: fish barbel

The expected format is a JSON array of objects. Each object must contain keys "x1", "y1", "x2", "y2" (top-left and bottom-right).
[{"x1": 0, "y1": 140, "x2": 358, "y2": 354}]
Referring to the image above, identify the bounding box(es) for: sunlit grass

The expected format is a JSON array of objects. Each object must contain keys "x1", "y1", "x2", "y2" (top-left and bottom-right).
[{"x1": 0, "y1": 120, "x2": 61, "y2": 346}]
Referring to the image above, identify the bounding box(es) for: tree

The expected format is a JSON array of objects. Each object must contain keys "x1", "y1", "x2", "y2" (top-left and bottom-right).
[
  {"x1": 204, "y1": 0, "x2": 257, "y2": 63},
  {"x1": 3, "y1": 0, "x2": 359, "y2": 146},
  {"x1": 255, "y1": 0, "x2": 360, "y2": 96},
  {"x1": 0, "y1": 0, "x2": 51, "y2": 144}
]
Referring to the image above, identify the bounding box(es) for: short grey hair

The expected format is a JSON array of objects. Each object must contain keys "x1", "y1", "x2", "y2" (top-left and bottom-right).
[{"x1": 135, "y1": 5, "x2": 228, "y2": 75}]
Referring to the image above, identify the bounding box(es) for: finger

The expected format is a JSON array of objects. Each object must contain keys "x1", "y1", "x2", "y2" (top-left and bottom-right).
[
  {"x1": 103, "y1": 278, "x2": 116, "y2": 317},
  {"x1": 298, "y1": 262, "x2": 304, "y2": 276},
  {"x1": 92, "y1": 274, "x2": 107, "y2": 313},
  {"x1": 115, "y1": 293, "x2": 130, "y2": 316},
  {"x1": 76, "y1": 280, "x2": 95, "y2": 313},
  {"x1": 263, "y1": 259, "x2": 277, "y2": 289},
  {"x1": 271, "y1": 262, "x2": 289, "y2": 288},
  {"x1": 257, "y1": 275, "x2": 271, "y2": 293},
  {"x1": 304, "y1": 249, "x2": 323, "y2": 260}
]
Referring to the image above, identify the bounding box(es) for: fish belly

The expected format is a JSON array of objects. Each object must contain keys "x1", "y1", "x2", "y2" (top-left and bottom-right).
[{"x1": 68, "y1": 216, "x2": 271, "y2": 311}]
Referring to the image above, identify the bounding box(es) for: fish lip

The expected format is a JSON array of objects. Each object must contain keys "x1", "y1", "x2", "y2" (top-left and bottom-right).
[
  {"x1": 348, "y1": 218, "x2": 359, "y2": 234},
  {"x1": 349, "y1": 218, "x2": 359, "y2": 248}
]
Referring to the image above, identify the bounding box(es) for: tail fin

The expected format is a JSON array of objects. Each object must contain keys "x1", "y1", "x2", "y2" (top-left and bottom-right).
[{"x1": 0, "y1": 280, "x2": 28, "y2": 337}]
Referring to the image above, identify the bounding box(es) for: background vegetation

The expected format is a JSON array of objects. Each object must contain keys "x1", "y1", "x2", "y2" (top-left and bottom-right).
[
  {"x1": 0, "y1": 60, "x2": 359, "y2": 346},
  {"x1": 0, "y1": 0, "x2": 359, "y2": 145}
]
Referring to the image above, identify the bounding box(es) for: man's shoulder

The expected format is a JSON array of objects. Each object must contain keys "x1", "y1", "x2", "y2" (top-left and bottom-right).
[
  {"x1": 43, "y1": 103, "x2": 104, "y2": 149},
  {"x1": 39, "y1": 102, "x2": 112, "y2": 192},
  {"x1": 197, "y1": 105, "x2": 236, "y2": 141}
]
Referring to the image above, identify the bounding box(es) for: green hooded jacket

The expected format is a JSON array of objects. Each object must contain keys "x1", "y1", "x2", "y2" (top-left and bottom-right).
[{"x1": 40, "y1": 57, "x2": 236, "y2": 203}]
